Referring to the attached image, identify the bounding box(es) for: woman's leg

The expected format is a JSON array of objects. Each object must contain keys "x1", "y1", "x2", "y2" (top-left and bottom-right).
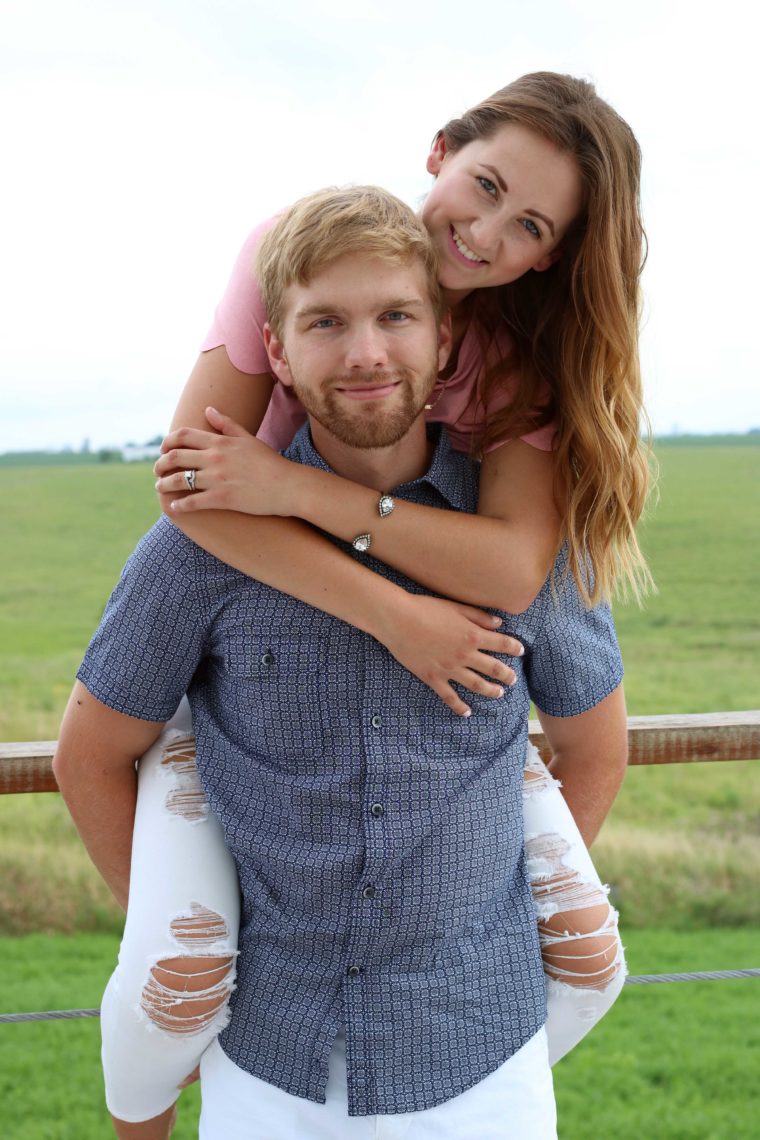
[
  {"x1": 101, "y1": 698, "x2": 240, "y2": 1138},
  {"x1": 522, "y1": 742, "x2": 626, "y2": 1065}
]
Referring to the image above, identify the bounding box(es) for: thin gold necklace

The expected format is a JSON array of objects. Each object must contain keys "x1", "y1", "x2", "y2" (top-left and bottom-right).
[{"x1": 424, "y1": 374, "x2": 454, "y2": 411}]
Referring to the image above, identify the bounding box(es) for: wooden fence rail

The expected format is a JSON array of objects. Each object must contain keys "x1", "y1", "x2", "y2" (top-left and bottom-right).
[{"x1": 1, "y1": 710, "x2": 759, "y2": 796}]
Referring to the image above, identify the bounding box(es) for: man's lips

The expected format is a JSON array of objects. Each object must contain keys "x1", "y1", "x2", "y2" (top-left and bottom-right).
[{"x1": 334, "y1": 380, "x2": 401, "y2": 401}]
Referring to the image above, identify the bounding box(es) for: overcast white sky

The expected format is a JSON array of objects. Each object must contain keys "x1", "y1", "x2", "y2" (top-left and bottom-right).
[{"x1": 2, "y1": 0, "x2": 758, "y2": 451}]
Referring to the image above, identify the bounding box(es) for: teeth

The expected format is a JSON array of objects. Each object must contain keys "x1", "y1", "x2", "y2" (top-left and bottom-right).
[{"x1": 452, "y1": 228, "x2": 484, "y2": 262}]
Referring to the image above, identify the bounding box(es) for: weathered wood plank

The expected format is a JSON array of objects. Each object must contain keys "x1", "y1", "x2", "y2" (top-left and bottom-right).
[
  {"x1": 529, "y1": 711, "x2": 760, "y2": 766},
  {"x1": 1, "y1": 712, "x2": 759, "y2": 795},
  {"x1": 0, "y1": 743, "x2": 59, "y2": 794}
]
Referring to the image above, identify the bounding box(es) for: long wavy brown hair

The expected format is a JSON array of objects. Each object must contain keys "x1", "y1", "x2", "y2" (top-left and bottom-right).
[{"x1": 439, "y1": 72, "x2": 654, "y2": 605}]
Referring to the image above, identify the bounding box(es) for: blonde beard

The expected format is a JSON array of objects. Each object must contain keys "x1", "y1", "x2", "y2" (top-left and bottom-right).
[{"x1": 289, "y1": 366, "x2": 438, "y2": 450}]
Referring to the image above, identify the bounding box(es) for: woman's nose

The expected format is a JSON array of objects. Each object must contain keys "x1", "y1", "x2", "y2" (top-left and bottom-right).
[{"x1": 469, "y1": 214, "x2": 502, "y2": 254}]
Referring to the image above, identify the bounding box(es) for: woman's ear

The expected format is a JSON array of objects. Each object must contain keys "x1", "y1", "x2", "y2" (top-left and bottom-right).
[
  {"x1": 263, "y1": 324, "x2": 293, "y2": 387},
  {"x1": 532, "y1": 247, "x2": 564, "y2": 273},
  {"x1": 426, "y1": 133, "x2": 447, "y2": 177}
]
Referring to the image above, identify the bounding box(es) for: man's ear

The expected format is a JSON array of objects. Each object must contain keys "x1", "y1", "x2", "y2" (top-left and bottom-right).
[
  {"x1": 437, "y1": 310, "x2": 453, "y2": 373},
  {"x1": 263, "y1": 323, "x2": 293, "y2": 387},
  {"x1": 532, "y1": 247, "x2": 564, "y2": 273},
  {"x1": 426, "y1": 133, "x2": 447, "y2": 177}
]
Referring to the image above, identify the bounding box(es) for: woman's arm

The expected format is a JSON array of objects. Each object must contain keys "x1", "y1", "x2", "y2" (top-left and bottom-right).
[
  {"x1": 159, "y1": 407, "x2": 562, "y2": 614},
  {"x1": 159, "y1": 349, "x2": 523, "y2": 717}
]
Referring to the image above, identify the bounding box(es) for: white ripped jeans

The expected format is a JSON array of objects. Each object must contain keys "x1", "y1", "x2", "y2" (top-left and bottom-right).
[{"x1": 101, "y1": 699, "x2": 625, "y2": 1124}]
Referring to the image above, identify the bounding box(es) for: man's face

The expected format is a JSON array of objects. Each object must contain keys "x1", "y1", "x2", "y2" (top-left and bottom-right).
[{"x1": 264, "y1": 253, "x2": 451, "y2": 450}]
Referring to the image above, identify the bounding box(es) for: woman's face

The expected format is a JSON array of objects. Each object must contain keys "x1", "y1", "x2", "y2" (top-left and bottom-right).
[{"x1": 421, "y1": 121, "x2": 583, "y2": 304}]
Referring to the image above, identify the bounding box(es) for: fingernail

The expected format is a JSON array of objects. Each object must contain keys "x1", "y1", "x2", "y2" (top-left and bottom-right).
[
  {"x1": 491, "y1": 616, "x2": 502, "y2": 627},
  {"x1": 516, "y1": 643, "x2": 525, "y2": 657},
  {"x1": 508, "y1": 676, "x2": 518, "y2": 687},
  {"x1": 494, "y1": 687, "x2": 505, "y2": 698},
  {"x1": 463, "y1": 708, "x2": 472, "y2": 718}
]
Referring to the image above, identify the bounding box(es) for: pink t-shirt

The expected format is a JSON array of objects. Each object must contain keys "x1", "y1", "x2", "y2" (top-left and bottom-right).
[{"x1": 201, "y1": 218, "x2": 556, "y2": 455}]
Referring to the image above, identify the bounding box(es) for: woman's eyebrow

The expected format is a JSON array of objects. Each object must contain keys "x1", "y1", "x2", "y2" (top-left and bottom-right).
[
  {"x1": 481, "y1": 163, "x2": 508, "y2": 193},
  {"x1": 525, "y1": 209, "x2": 555, "y2": 238}
]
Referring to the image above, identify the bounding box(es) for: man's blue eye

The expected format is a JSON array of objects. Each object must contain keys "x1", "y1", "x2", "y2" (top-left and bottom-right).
[
  {"x1": 384, "y1": 312, "x2": 408, "y2": 322},
  {"x1": 477, "y1": 176, "x2": 497, "y2": 196},
  {"x1": 313, "y1": 318, "x2": 337, "y2": 328}
]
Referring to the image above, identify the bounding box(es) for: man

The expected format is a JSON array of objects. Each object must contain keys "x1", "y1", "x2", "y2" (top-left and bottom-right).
[{"x1": 54, "y1": 186, "x2": 626, "y2": 1139}]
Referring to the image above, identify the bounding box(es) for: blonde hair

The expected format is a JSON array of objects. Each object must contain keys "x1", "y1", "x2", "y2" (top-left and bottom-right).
[
  {"x1": 256, "y1": 185, "x2": 443, "y2": 337},
  {"x1": 439, "y1": 72, "x2": 653, "y2": 605}
]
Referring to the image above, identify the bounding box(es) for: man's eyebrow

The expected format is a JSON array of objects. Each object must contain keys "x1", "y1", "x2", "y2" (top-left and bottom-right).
[
  {"x1": 294, "y1": 297, "x2": 428, "y2": 320},
  {"x1": 481, "y1": 164, "x2": 556, "y2": 238}
]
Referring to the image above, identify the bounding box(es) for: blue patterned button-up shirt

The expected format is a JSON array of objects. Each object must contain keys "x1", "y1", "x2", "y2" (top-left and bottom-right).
[{"x1": 79, "y1": 425, "x2": 623, "y2": 1116}]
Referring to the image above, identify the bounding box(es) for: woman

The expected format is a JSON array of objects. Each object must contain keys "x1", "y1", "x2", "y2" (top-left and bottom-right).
[{"x1": 104, "y1": 72, "x2": 650, "y2": 1137}]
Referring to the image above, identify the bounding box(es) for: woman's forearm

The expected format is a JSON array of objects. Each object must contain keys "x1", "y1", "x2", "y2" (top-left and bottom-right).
[
  {"x1": 288, "y1": 462, "x2": 555, "y2": 614},
  {"x1": 165, "y1": 506, "x2": 403, "y2": 639},
  {"x1": 164, "y1": 507, "x2": 524, "y2": 716},
  {"x1": 160, "y1": 410, "x2": 563, "y2": 615}
]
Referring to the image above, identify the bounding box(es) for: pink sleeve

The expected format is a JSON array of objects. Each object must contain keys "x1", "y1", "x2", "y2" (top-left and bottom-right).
[{"x1": 200, "y1": 218, "x2": 275, "y2": 375}]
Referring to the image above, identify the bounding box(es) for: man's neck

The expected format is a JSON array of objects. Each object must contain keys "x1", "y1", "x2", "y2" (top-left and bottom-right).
[{"x1": 308, "y1": 416, "x2": 432, "y2": 492}]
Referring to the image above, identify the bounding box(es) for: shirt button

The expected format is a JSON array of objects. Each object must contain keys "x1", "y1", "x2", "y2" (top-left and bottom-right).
[
  {"x1": 361, "y1": 884, "x2": 376, "y2": 899},
  {"x1": 371, "y1": 714, "x2": 382, "y2": 729},
  {"x1": 347, "y1": 965, "x2": 362, "y2": 978},
  {"x1": 370, "y1": 803, "x2": 384, "y2": 819},
  {"x1": 261, "y1": 650, "x2": 274, "y2": 665}
]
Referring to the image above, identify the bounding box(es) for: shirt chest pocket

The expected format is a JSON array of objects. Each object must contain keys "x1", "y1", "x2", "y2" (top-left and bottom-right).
[{"x1": 222, "y1": 623, "x2": 337, "y2": 768}]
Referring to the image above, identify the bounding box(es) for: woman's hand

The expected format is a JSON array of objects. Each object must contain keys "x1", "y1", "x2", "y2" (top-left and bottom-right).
[
  {"x1": 154, "y1": 407, "x2": 301, "y2": 516},
  {"x1": 374, "y1": 592, "x2": 524, "y2": 717}
]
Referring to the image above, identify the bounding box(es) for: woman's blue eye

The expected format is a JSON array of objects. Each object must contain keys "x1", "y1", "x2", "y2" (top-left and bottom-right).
[
  {"x1": 477, "y1": 176, "x2": 498, "y2": 197},
  {"x1": 522, "y1": 219, "x2": 541, "y2": 239}
]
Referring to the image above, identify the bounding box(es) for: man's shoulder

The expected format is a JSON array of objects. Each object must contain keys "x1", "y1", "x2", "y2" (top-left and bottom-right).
[{"x1": 126, "y1": 515, "x2": 244, "y2": 586}]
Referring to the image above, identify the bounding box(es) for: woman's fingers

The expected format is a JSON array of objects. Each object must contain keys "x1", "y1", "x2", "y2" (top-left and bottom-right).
[
  {"x1": 431, "y1": 667, "x2": 513, "y2": 718},
  {"x1": 154, "y1": 446, "x2": 212, "y2": 476},
  {"x1": 155, "y1": 469, "x2": 206, "y2": 495},
  {"x1": 160, "y1": 426, "x2": 218, "y2": 454},
  {"x1": 454, "y1": 605, "x2": 524, "y2": 658},
  {"x1": 431, "y1": 681, "x2": 473, "y2": 718},
  {"x1": 471, "y1": 654, "x2": 517, "y2": 687}
]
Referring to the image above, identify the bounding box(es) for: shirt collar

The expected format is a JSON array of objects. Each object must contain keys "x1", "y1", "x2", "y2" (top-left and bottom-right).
[{"x1": 284, "y1": 422, "x2": 477, "y2": 512}]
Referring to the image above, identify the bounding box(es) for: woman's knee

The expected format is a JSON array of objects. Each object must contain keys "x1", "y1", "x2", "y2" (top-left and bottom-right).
[{"x1": 138, "y1": 904, "x2": 237, "y2": 1034}]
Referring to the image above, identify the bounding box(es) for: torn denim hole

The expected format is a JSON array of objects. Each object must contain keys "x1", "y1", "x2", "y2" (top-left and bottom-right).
[
  {"x1": 522, "y1": 748, "x2": 561, "y2": 797},
  {"x1": 527, "y1": 832, "x2": 624, "y2": 992},
  {"x1": 139, "y1": 904, "x2": 237, "y2": 1036},
  {"x1": 159, "y1": 732, "x2": 209, "y2": 823}
]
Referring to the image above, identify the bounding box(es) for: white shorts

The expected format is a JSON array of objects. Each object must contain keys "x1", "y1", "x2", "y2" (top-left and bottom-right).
[{"x1": 199, "y1": 1027, "x2": 557, "y2": 1139}]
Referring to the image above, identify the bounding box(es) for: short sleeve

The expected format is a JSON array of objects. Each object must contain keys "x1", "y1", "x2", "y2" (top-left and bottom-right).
[
  {"x1": 77, "y1": 520, "x2": 209, "y2": 722},
  {"x1": 200, "y1": 218, "x2": 277, "y2": 375},
  {"x1": 524, "y1": 558, "x2": 624, "y2": 718}
]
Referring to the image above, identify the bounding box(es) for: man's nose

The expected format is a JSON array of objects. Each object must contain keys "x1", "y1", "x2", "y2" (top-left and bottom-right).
[{"x1": 344, "y1": 326, "x2": 389, "y2": 369}]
